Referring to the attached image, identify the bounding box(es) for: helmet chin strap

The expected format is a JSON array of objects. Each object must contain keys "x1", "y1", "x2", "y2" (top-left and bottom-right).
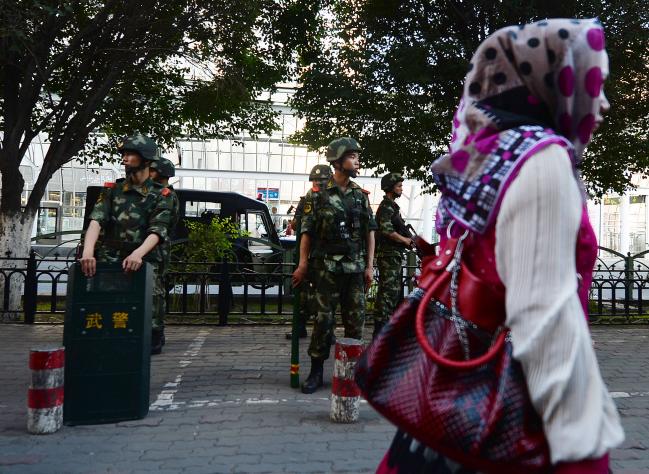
[
  {"x1": 125, "y1": 162, "x2": 148, "y2": 176},
  {"x1": 343, "y1": 166, "x2": 358, "y2": 179}
]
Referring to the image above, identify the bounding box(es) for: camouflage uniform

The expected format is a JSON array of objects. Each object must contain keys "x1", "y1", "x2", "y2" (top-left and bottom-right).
[
  {"x1": 301, "y1": 177, "x2": 377, "y2": 360},
  {"x1": 89, "y1": 133, "x2": 174, "y2": 347},
  {"x1": 149, "y1": 158, "x2": 180, "y2": 332},
  {"x1": 290, "y1": 164, "x2": 333, "y2": 339},
  {"x1": 157, "y1": 184, "x2": 179, "y2": 325},
  {"x1": 90, "y1": 179, "x2": 174, "y2": 331},
  {"x1": 375, "y1": 194, "x2": 409, "y2": 331},
  {"x1": 293, "y1": 197, "x2": 312, "y2": 331}
]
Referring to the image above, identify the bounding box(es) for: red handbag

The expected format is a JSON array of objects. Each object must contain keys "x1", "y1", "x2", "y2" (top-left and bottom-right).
[{"x1": 355, "y1": 227, "x2": 551, "y2": 473}]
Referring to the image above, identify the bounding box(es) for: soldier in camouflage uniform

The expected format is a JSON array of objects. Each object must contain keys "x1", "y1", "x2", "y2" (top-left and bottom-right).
[
  {"x1": 149, "y1": 157, "x2": 180, "y2": 353},
  {"x1": 292, "y1": 138, "x2": 377, "y2": 394},
  {"x1": 80, "y1": 133, "x2": 174, "y2": 355},
  {"x1": 374, "y1": 172, "x2": 412, "y2": 338},
  {"x1": 285, "y1": 164, "x2": 332, "y2": 340}
]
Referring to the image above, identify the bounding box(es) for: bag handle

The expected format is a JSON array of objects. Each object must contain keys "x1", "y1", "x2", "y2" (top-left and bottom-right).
[
  {"x1": 415, "y1": 223, "x2": 507, "y2": 370},
  {"x1": 415, "y1": 282, "x2": 507, "y2": 370}
]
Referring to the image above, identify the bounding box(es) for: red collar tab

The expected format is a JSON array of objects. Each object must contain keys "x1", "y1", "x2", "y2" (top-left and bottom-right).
[
  {"x1": 361, "y1": 188, "x2": 370, "y2": 195},
  {"x1": 103, "y1": 182, "x2": 116, "y2": 188}
]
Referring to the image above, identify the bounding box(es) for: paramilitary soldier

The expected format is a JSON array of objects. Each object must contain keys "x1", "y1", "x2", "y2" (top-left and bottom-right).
[
  {"x1": 374, "y1": 172, "x2": 412, "y2": 338},
  {"x1": 149, "y1": 157, "x2": 180, "y2": 354},
  {"x1": 286, "y1": 164, "x2": 333, "y2": 340},
  {"x1": 292, "y1": 137, "x2": 377, "y2": 394},
  {"x1": 80, "y1": 133, "x2": 174, "y2": 354}
]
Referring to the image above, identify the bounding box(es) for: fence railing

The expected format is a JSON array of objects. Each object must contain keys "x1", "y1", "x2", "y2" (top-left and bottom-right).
[{"x1": 3, "y1": 247, "x2": 649, "y2": 324}]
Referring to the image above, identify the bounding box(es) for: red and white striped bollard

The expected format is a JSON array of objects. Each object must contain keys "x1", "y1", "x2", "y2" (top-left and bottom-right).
[
  {"x1": 330, "y1": 338, "x2": 364, "y2": 423},
  {"x1": 27, "y1": 347, "x2": 65, "y2": 434}
]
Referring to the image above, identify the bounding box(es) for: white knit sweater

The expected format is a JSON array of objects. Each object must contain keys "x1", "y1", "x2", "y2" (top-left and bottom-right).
[{"x1": 494, "y1": 144, "x2": 624, "y2": 463}]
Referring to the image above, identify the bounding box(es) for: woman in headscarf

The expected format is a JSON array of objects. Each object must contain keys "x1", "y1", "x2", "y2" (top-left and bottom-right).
[{"x1": 377, "y1": 18, "x2": 624, "y2": 474}]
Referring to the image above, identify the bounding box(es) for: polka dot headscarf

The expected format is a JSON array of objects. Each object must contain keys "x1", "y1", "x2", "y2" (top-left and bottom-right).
[
  {"x1": 431, "y1": 19, "x2": 608, "y2": 234},
  {"x1": 432, "y1": 18, "x2": 608, "y2": 180}
]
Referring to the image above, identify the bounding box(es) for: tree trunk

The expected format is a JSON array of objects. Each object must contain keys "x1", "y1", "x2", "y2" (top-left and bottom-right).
[{"x1": 0, "y1": 209, "x2": 35, "y2": 321}]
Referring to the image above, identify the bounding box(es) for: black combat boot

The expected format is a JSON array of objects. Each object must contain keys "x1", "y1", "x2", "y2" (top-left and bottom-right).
[
  {"x1": 301, "y1": 358, "x2": 324, "y2": 394},
  {"x1": 151, "y1": 329, "x2": 163, "y2": 355}
]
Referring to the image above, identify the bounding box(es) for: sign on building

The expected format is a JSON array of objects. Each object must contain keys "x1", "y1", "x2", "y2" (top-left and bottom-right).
[{"x1": 256, "y1": 187, "x2": 280, "y2": 201}]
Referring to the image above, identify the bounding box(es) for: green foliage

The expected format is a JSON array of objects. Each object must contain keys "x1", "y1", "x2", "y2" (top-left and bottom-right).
[
  {"x1": 0, "y1": 0, "x2": 323, "y2": 215},
  {"x1": 178, "y1": 217, "x2": 248, "y2": 268},
  {"x1": 291, "y1": 0, "x2": 649, "y2": 196}
]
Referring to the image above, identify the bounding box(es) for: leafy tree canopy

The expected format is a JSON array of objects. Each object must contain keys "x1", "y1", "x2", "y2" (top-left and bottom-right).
[
  {"x1": 290, "y1": 0, "x2": 649, "y2": 196},
  {"x1": 0, "y1": 0, "x2": 321, "y2": 219}
]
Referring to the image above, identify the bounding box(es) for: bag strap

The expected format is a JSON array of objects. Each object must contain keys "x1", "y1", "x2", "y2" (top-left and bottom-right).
[
  {"x1": 415, "y1": 282, "x2": 507, "y2": 370},
  {"x1": 415, "y1": 222, "x2": 507, "y2": 370}
]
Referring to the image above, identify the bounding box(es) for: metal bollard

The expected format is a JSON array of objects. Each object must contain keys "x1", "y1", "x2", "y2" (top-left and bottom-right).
[
  {"x1": 27, "y1": 347, "x2": 65, "y2": 434},
  {"x1": 330, "y1": 338, "x2": 364, "y2": 423}
]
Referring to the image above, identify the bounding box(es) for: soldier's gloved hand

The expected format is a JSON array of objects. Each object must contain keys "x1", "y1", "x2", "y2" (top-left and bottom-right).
[
  {"x1": 79, "y1": 253, "x2": 96, "y2": 277},
  {"x1": 123, "y1": 252, "x2": 144, "y2": 273},
  {"x1": 292, "y1": 263, "x2": 308, "y2": 288}
]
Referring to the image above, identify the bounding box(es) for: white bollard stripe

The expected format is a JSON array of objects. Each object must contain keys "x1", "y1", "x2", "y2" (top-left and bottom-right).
[
  {"x1": 333, "y1": 358, "x2": 356, "y2": 379},
  {"x1": 31, "y1": 368, "x2": 65, "y2": 389},
  {"x1": 330, "y1": 394, "x2": 360, "y2": 423},
  {"x1": 27, "y1": 405, "x2": 63, "y2": 434}
]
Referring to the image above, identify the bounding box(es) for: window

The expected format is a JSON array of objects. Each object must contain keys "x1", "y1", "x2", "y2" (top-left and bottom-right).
[
  {"x1": 37, "y1": 207, "x2": 58, "y2": 235},
  {"x1": 184, "y1": 200, "x2": 222, "y2": 219},
  {"x1": 239, "y1": 211, "x2": 268, "y2": 239}
]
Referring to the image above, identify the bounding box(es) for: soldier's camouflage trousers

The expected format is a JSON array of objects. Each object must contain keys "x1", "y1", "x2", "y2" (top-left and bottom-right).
[
  {"x1": 297, "y1": 266, "x2": 319, "y2": 328},
  {"x1": 374, "y1": 255, "x2": 403, "y2": 325},
  {"x1": 308, "y1": 269, "x2": 365, "y2": 360},
  {"x1": 152, "y1": 264, "x2": 165, "y2": 331}
]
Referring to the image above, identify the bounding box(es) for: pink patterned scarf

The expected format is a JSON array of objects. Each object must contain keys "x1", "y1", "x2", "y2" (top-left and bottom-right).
[{"x1": 433, "y1": 18, "x2": 608, "y2": 234}]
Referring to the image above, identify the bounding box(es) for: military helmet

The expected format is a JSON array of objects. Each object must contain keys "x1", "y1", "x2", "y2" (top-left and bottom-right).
[
  {"x1": 150, "y1": 157, "x2": 175, "y2": 178},
  {"x1": 381, "y1": 172, "x2": 404, "y2": 191},
  {"x1": 309, "y1": 164, "x2": 332, "y2": 181},
  {"x1": 325, "y1": 137, "x2": 362, "y2": 162},
  {"x1": 117, "y1": 132, "x2": 159, "y2": 162}
]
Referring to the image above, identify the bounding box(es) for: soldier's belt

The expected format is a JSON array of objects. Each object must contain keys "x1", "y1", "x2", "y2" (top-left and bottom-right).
[{"x1": 321, "y1": 240, "x2": 361, "y2": 256}]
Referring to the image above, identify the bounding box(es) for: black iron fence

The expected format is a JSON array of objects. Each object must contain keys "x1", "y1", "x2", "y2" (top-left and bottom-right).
[{"x1": 2, "y1": 247, "x2": 649, "y2": 324}]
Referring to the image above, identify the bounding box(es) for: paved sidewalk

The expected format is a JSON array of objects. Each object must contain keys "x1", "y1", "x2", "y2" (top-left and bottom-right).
[{"x1": 0, "y1": 325, "x2": 648, "y2": 473}]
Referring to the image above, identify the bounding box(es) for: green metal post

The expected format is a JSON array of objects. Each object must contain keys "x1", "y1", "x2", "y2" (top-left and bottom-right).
[
  {"x1": 289, "y1": 209, "x2": 304, "y2": 388},
  {"x1": 290, "y1": 283, "x2": 301, "y2": 388}
]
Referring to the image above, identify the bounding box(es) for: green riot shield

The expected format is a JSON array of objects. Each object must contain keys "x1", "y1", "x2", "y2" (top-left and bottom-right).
[{"x1": 63, "y1": 262, "x2": 152, "y2": 425}]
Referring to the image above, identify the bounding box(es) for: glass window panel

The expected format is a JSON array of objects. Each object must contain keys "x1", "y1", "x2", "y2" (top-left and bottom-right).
[
  {"x1": 602, "y1": 197, "x2": 620, "y2": 251},
  {"x1": 629, "y1": 195, "x2": 646, "y2": 254},
  {"x1": 230, "y1": 179, "x2": 243, "y2": 193},
  {"x1": 282, "y1": 154, "x2": 294, "y2": 173},
  {"x1": 37, "y1": 207, "x2": 58, "y2": 235},
  {"x1": 194, "y1": 177, "x2": 206, "y2": 190},
  {"x1": 244, "y1": 154, "x2": 256, "y2": 172},
  {"x1": 231, "y1": 147, "x2": 244, "y2": 171},
  {"x1": 185, "y1": 201, "x2": 221, "y2": 219}
]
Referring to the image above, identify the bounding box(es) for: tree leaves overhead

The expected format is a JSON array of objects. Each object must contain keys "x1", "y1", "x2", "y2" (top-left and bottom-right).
[
  {"x1": 290, "y1": 0, "x2": 649, "y2": 195},
  {"x1": 0, "y1": 0, "x2": 321, "y2": 214}
]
